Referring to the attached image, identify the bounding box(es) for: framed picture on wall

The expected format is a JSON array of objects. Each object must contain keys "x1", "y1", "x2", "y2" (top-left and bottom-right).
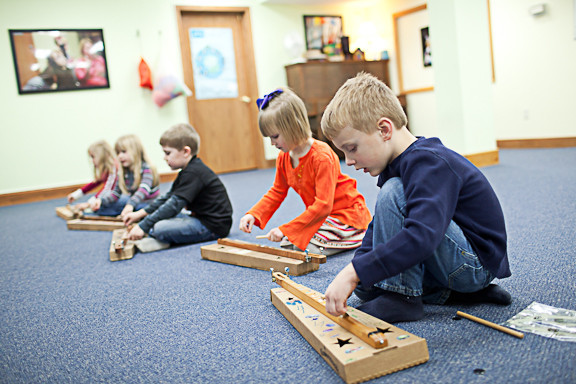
[
  {"x1": 303, "y1": 15, "x2": 343, "y2": 56},
  {"x1": 8, "y1": 29, "x2": 110, "y2": 94},
  {"x1": 421, "y1": 27, "x2": 431, "y2": 67}
]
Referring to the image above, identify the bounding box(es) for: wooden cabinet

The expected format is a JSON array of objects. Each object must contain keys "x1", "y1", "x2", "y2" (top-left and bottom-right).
[{"x1": 285, "y1": 60, "x2": 406, "y2": 156}]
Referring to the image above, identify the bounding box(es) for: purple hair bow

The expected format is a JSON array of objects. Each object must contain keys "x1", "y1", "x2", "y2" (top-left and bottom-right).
[{"x1": 256, "y1": 89, "x2": 283, "y2": 110}]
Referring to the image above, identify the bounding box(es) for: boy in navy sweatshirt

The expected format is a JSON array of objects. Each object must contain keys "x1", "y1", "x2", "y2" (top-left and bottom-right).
[{"x1": 320, "y1": 73, "x2": 511, "y2": 323}]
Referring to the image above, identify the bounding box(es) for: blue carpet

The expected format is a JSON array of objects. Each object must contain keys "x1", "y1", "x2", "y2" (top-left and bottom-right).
[{"x1": 1, "y1": 148, "x2": 575, "y2": 383}]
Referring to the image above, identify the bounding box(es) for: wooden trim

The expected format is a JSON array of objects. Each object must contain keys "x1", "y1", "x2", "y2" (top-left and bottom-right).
[
  {"x1": 497, "y1": 137, "x2": 576, "y2": 149},
  {"x1": 0, "y1": 185, "x2": 82, "y2": 207},
  {"x1": 393, "y1": 4, "x2": 428, "y2": 94},
  {"x1": 176, "y1": 6, "x2": 249, "y2": 13},
  {"x1": 401, "y1": 86, "x2": 434, "y2": 95},
  {"x1": 239, "y1": 9, "x2": 267, "y2": 169},
  {"x1": 1, "y1": 172, "x2": 177, "y2": 207},
  {"x1": 393, "y1": 3, "x2": 427, "y2": 18},
  {"x1": 487, "y1": 0, "x2": 496, "y2": 83},
  {"x1": 465, "y1": 150, "x2": 499, "y2": 168}
]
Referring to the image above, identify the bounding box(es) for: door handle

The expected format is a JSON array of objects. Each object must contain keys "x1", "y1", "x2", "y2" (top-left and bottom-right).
[{"x1": 241, "y1": 95, "x2": 251, "y2": 103}]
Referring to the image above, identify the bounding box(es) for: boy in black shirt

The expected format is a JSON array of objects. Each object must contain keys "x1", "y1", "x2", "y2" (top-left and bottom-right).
[{"x1": 123, "y1": 123, "x2": 233, "y2": 252}]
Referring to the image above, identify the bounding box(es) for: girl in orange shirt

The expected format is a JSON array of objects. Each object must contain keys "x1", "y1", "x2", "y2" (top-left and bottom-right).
[{"x1": 239, "y1": 87, "x2": 371, "y2": 255}]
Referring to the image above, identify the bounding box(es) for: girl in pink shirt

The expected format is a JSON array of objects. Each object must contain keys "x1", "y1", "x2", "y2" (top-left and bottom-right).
[{"x1": 67, "y1": 140, "x2": 118, "y2": 213}]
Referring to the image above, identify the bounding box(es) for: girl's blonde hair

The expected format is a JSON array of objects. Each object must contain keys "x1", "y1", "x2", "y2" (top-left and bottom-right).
[
  {"x1": 79, "y1": 38, "x2": 93, "y2": 55},
  {"x1": 258, "y1": 87, "x2": 311, "y2": 148},
  {"x1": 114, "y1": 134, "x2": 159, "y2": 194},
  {"x1": 88, "y1": 140, "x2": 116, "y2": 180}
]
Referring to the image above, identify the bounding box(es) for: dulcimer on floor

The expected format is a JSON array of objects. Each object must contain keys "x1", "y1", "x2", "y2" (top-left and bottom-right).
[{"x1": 270, "y1": 270, "x2": 429, "y2": 384}]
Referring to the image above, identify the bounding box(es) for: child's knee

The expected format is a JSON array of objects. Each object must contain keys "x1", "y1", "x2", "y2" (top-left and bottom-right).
[
  {"x1": 149, "y1": 220, "x2": 171, "y2": 237},
  {"x1": 376, "y1": 177, "x2": 405, "y2": 211}
]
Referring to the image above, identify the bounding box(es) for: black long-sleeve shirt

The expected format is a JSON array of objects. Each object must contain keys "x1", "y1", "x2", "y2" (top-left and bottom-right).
[{"x1": 138, "y1": 156, "x2": 232, "y2": 238}]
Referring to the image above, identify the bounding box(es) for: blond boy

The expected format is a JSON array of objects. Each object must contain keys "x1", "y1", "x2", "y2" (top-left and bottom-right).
[{"x1": 321, "y1": 73, "x2": 511, "y2": 323}]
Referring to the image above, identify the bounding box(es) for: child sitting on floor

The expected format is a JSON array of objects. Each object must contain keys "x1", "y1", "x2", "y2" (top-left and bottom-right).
[
  {"x1": 67, "y1": 140, "x2": 118, "y2": 213},
  {"x1": 97, "y1": 134, "x2": 160, "y2": 217},
  {"x1": 321, "y1": 72, "x2": 512, "y2": 323},
  {"x1": 123, "y1": 123, "x2": 233, "y2": 252},
  {"x1": 239, "y1": 87, "x2": 371, "y2": 256}
]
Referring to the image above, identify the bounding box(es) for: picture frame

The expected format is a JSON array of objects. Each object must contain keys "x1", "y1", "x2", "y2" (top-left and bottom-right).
[
  {"x1": 8, "y1": 28, "x2": 110, "y2": 94},
  {"x1": 421, "y1": 27, "x2": 431, "y2": 67},
  {"x1": 393, "y1": 5, "x2": 434, "y2": 94},
  {"x1": 303, "y1": 15, "x2": 343, "y2": 56}
]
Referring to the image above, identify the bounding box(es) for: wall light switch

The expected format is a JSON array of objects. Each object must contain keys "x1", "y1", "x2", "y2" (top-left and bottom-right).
[{"x1": 529, "y1": 4, "x2": 546, "y2": 16}]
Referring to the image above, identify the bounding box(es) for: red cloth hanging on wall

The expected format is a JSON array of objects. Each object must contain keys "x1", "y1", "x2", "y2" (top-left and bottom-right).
[{"x1": 139, "y1": 58, "x2": 153, "y2": 90}]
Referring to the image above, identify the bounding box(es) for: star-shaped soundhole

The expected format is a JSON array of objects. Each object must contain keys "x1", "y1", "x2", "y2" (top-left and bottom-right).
[{"x1": 335, "y1": 338, "x2": 353, "y2": 347}]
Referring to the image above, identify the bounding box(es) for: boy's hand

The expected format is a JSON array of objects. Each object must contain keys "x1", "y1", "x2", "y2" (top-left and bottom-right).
[
  {"x1": 120, "y1": 204, "x2": 134, "y2": 218},
  {"x1": 324, "y1": 263, "x2": 360, "y2": 316},
  {"x1": 123, "y1": 224, "x2": 145, "y2": 240},
  {"x1": 266, "y1": 227, "x2": 284, "y2": 242},
  {"x1": 123, "y1": 209, "x2": 147, "y2": 226},
  {"x1": 239, "y1": 214, "x2": 255, "y2": 233}
]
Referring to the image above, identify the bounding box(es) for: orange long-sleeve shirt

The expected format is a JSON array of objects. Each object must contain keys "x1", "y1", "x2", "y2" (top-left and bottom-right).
[{"x1": 248, "y1": 140, "x2": 371, "y2": 250}]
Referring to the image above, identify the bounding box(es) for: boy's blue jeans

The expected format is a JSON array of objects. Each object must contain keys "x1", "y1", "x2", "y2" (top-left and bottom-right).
[
  {"x1": 366, "y1": 178, "x2": 494, "y2": 305},
  {"x1": 148, "y1": 213, "x2": 218, "y2": 245}
]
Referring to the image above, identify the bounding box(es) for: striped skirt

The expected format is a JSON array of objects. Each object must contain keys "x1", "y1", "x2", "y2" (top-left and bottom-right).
[{"x1": 310, "y1": 216, "x2": 366, "y2": 250}]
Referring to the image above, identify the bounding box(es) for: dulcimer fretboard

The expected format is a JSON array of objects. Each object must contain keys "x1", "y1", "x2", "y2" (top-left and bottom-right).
[{"x1": 272, "y1": 271, "x2": 388, "y2": 349}]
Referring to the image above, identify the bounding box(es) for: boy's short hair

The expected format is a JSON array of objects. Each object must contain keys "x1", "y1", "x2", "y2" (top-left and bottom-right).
[
  {"x1": 160, "y1": 123, "x2": 200, "y2": 156},
  {"x1": 321, "y1": 72, "x2": 408, "y2": 140},
  {"x1": 258, "y1": 87, "x2": 311, "y2": 147}
]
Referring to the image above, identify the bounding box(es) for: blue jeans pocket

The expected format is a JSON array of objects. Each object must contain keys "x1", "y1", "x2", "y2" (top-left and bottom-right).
[{"x1": 448, "y1": 248, "x2": 493, "y2": 292}]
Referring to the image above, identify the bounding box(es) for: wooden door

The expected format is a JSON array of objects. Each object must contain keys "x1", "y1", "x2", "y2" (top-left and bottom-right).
[{"x1": 177, "y1": 7, "x2": 264, "y2": 174}]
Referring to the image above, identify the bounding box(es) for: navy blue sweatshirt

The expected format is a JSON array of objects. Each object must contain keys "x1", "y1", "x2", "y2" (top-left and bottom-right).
[{"x1": 352, "y1": 137, "x2": 511, "y2": 287}]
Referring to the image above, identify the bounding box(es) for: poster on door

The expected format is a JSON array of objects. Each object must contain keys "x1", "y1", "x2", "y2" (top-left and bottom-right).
[{"x1": 189, "y1": 27, "x2": 238, "y2": 100}]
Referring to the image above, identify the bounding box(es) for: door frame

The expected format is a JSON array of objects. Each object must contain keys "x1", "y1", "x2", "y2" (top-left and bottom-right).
[{"x1": 175, "y1": 6, "x2": 268, "y2": 170}]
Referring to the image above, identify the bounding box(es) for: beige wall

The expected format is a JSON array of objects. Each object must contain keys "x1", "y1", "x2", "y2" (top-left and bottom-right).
[
  {"x1": 491, "y1": 0, "x2": 576, "y2": 140},
  {"x1": 0, "y1": 0, "x2": 574, "y2": 195},
  {"x1": 0, "y1": 0, "x2": 345, "y2": 194}
]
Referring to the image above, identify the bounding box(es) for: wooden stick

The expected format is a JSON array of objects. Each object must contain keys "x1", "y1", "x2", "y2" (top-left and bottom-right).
[
  {"x1": 255, "y1": 235, "x2": 267, "y2": 239},
  {"x1": 456, "y1": 311, "x2": 524, "y2": 339}
]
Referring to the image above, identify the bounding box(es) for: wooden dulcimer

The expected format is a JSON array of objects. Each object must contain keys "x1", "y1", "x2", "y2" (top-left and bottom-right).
[
  {"x1": 55, "y1": 204, "x2": 83, "y2": 220},
  {"x1": 201, "y1": 239, "x2": 324, "y2": 276},
  {"x1": 217, "y1": 238, "x2": 326, "y2": 264},
  {"x1": 109, "y1": 228, "x2": 135, "y2": 261},
  {"x1": 57, "y1": 204, "x2": 125, "y2": 231},
  {"x1": 271, "y1": 271, "x2": 388, "y2": 349},
  {"x1": 77, "y1": 213, "x2": 123, "y2": 222}
]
